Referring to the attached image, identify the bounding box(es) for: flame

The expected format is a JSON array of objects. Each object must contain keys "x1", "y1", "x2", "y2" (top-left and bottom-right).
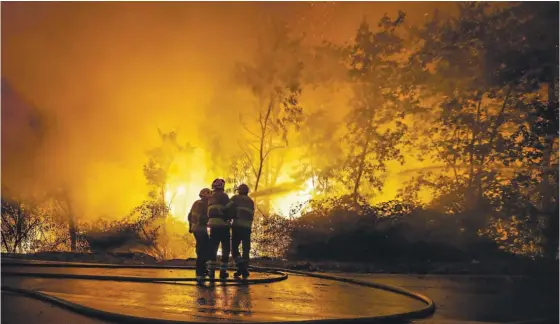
[
  {"x1": 165, "y1": 177, "x2": 316, "y2": 221},
  {"x1": 270, "y1": 178, "x2": 315, "y2": 217},
  {"x1": 165, "y1": 183, "x2": 207, "y2": 222}
]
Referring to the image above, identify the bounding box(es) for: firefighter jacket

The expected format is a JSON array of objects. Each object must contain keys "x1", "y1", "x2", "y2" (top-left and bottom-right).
[
  {"x1": 230, "y1": 194, "x2": 255, "y2": 229},
  {"x1": 207, "y1": 191, "x2": 232, "y2": 228},
  {"x1": 188, "y1": 198, "x2": 209, "y2": 233}
]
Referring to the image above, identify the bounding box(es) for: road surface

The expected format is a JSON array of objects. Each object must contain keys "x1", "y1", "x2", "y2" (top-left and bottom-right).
[{"x1": 1, "y1": 260, "x2": 557, "y2": 324}]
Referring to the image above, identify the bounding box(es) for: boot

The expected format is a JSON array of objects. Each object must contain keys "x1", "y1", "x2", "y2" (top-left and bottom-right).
[
  {"x1": 207, "y1": 268, "x2": 215, "y2": 281},
  {"x1": 233, "y1": 257, "x2": 243, "y2": 279},
  {"x1": 237, "y1": 258, "x2": 248, "y2": 280},
  {"x1": 196, "y1": 276, "x2": 205, "y2": 286},
  {"x1": 219, "y1": 270, "x2": 229, "y2": 280}
]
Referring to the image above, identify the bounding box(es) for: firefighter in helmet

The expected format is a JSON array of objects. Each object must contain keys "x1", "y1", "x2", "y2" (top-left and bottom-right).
[
  {"x1": 206, "y1": 178, "x2": 234, "y2": 281},
  {"x1": 188, "y1": 188, "x2": 212, "y2": 285},
  {"x1": 230, "y1": 183, "x2": 255, "y2": 279}
]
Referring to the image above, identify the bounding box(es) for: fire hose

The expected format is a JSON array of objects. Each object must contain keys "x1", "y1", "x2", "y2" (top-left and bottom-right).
[{"x1": 2, "y1": 260, "x2": 437, "y2": 324}]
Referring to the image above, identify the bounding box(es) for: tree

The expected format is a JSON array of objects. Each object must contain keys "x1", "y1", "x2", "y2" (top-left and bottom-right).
[
  {"x1": 236, "y1": 20, "x2": 305, "y2": 195},
  {"x1": 48, "y1": 187, "x2": 78, "y2": 251},
  {"x1": 80, "y1": 199, "x2": 169, "y2": 257},
  {"x1": 405, "y1": 2, "x2": 558, "y2": 253},
  {"x1": 139, "y1": 129, "x2": 197, "y2": 258},
  {"x1": 342, "y1": 14, "x2": 409, "y2": 202},
  {"x1": 143, "y1": 129, "x2": 194, "y2": 211},
  {"x1": 225, "y1": 153, "x2": 253, "y2": 195},
  {"x1": 489, "y1": 2, "x2": 559, "y2": 258},
  {"x1": 294, "y1": 109, "x2": 344, "y2": 195},
  {"x1": 1, "y1": 197, "x2": 45, "y2": 253}
]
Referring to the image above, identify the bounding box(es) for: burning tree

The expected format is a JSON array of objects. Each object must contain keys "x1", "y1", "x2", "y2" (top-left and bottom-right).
[
  {"x1": 342, "y1": 13, "x2": 409, "y2": 202},
  {"x1": 235, "y1": 20, "x2": 305, "y2": 198},
  {"x1": 143, "y1": 129, "x2": 195, "y2": 211},
  {"x1": 48, "y1": 187, "x2": 78, "y2": 251},
  {"x1": 1, "y1": 195, "x2": 75, "y2": 253},
  {"x1": 295, "y1": 109, "x2": 344, "y2": 196}
]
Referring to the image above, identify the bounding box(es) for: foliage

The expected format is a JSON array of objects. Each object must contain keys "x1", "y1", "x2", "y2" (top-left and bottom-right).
[
  {"x1": 225, "y1": 153, "x2": 253, "y2": 195},
  {"x1": 6, "y1": 3, "x2": 557, "y2": 262},
  {"x1": 236, "y1": 20, "x2": 305, "y2": 194},
  {"x1": 251, "y1": 212, "x2": 295, "y2": 258},
  {"x1": 1, "y1": 197, "x2": 78, "y2": 253},
  {"x1": 294, "y1": 109, "x2": 344, "y2": 195},
  {"x1": 340, "y1": 14, "x2": 410, "y2": 199},
  {"x1": 77, "y1": 199, "x2": 194, "y2": 260},
  {"x1": 401, "y1": 2, "x2": 558, "y2": 258},
  {"x1": 288, "y1": 195, "x2": 477, "y2": 262},
  {"x1": 143, "y1": 129, "x2": 195, "y2": 204}
]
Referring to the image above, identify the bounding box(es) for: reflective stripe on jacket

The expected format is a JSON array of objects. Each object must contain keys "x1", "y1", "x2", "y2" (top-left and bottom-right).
[
  {"x1": 230, "y1": 194, "x2": 255, "y2": 229},
  {"x1": 188, "y1": 199, "x2": 208, "y2": 233},
  {"x1": 207, "y1": 191, "x2": 231, "y2": 228}
]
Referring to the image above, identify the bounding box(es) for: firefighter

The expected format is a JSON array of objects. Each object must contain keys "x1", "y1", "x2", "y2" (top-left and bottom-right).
[
  {"x1": 188, "y1": 188, "x2": 212, "y2": 285},
  {"x1": 206, "y1": 178, "x2": 233, "y2": 281},
  {"x1": 230, "y1": 183, "x2": 255, "y2": 279}
]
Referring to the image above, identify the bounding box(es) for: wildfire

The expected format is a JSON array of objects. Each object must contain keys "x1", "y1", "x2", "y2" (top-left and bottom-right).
[
  {"x1": 270, "y1": 178, "x2": 315, "y2": 217},
  {"x1": 165, "y1": 177, "x2": 316, "y2": 220},
  {"x1": 165, "y1": 183, "x2": 207, "y2": 222}
]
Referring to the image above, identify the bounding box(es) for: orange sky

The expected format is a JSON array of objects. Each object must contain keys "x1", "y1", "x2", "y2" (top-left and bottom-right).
[{"x1": 1, "y1": 2, "x2": 456, "y2": 220}]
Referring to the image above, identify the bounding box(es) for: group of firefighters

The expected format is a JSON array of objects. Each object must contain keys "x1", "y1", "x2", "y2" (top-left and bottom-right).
[{"x1": 187, "y1": 178, "x2": 255, "y2": 285}]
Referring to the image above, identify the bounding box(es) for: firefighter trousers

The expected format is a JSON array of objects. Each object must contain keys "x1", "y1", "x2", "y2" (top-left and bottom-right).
[
  {"x1": 209, "y1": 226, "x2": 230, "y2": 269},
  {"x1": 231, "y1": 226, "x2": 251, "y2": 269},
  {"x1": 193, "y1": 231, "x2": 209, "y2": 277}
]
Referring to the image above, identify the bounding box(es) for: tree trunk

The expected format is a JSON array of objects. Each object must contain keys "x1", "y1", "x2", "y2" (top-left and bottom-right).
[
  {"x1": 541, "y1": 79, "x2": 559, "y2": 260},
  {"x1": 61, "y1": 191, "x2": 78, "y2": 252},
  {"x1": 352, "y1": 125, "x2": 372, "y2": 202},
  {"x1": 254, "y1": 98, "x2": 274, "y2": 193},
  {"x1": 69, "y1": 213, "x2": 77, "y2": 252},
  {"x1": 262, "y1": 136, "x2": 272, "y2": 215}
]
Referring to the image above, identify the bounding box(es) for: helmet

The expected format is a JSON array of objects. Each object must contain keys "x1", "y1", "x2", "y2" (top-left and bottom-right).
[
  {"x1": 211, "y1": 178, "x2": 225, "y2": 190},
  {"x1": 237, "y1": 184, "x2": 249, "y2": 195},
  {"x1": 199, "y1": 188, "x2": 211, "y2": 198}
]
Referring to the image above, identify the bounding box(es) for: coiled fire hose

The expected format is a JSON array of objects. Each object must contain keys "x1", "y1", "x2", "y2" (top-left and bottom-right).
[{"x1": 2, "y1": 260, "x2": 438, "y2": 324}]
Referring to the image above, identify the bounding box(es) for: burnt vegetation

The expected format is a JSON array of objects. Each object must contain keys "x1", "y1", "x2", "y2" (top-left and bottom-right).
[{"x1": 2, "y1": 3, "x2": 558, "y2": 271}]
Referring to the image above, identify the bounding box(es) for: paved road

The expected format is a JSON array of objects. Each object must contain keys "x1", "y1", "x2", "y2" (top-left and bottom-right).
[
  {"x1": 2, "y1": 266, "x2": 425, "y2": 323},
  {"x1": 2, "y1": 291, "x2": 112, "y2": 324},
  {"x1": 2, "y1": 262, "x2": 557, "y2": 324},
  {"x1": 340, "y1": 273, "x2": 558, "y2": 323}
]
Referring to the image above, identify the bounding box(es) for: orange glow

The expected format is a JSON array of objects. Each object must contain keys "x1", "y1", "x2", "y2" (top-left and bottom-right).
[
  {"x1": 271, "y1": 178, "x2": 315, "y2": 217},
  {"x1": 1, "y1": 1, "x2": 456, "y2": 225}
]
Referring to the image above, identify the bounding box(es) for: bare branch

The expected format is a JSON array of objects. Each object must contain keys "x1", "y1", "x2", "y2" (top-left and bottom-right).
[
  {"x1": 2, "y1": 235, "x2": 11, "y2": 253},
  {"x1": 244, "y1": 140, "x2": 259, "y2": 153},
  {"x1": 263, "y1": 145, "x2": 286, "y2": 161},
  {"x1": 1, "y1": 212, "x2": 16, "y2": 237},
  {"x1": 244, "y1": 151, "x2": 259, "y2": 178},
  {"x1": 239, "y1": 114, "x2": 260, "y2": 139},
  {"x1": 238, "y1": 140, "x2": 259, "y2": 177}
]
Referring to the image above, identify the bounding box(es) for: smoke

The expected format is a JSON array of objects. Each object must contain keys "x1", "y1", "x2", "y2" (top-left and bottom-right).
[
  {"x1": 250, "y1": 181, "x2": 304, "y2": 199},
  {"x1": 2, "y1": 2, "x2": 451, "y2": 223}
]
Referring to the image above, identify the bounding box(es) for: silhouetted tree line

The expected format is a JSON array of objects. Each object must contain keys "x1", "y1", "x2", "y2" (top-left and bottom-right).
[{"x1": 254, "y1": 2, "x2": 558, "y2": 262}]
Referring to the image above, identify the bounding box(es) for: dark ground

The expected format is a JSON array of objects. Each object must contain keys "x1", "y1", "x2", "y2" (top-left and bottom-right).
[
  {"x1": 1, "y1": 253, "x2": 558, "y2": 324},
  {"x1": 3, "y1": 252, "x2": 558, "y2": 276}
]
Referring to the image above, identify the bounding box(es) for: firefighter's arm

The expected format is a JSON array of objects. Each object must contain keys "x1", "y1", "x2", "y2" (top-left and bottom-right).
[
  {"x1": 227, "y1": 201, "x2": 239, "y2": 220},
  {"x1": 187, "y1": 201, "x2": 198, "y2": 232}
]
